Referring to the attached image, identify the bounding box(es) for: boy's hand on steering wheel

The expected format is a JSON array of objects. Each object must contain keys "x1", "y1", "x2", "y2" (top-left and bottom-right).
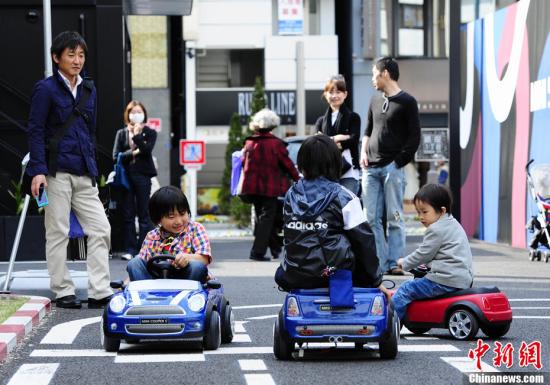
[{"x1": 173, "y1": 254, "x2": 190, "y2": 269}]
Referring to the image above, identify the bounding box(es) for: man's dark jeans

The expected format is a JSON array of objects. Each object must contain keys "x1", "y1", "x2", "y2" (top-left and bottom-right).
[{"x1": 122, "y1": 172, "x2": 153, "y2": 255}]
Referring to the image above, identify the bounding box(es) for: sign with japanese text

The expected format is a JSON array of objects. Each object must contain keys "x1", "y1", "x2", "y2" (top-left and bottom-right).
[
  {"x1": 179, "y1": 140, "x2": 205, "y2": 166},
  {"x1": 278, "y1": 0, "x2": 303, "y2": 35}
]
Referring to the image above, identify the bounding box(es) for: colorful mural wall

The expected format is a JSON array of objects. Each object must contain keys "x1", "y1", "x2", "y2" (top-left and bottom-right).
[{"x1": 460, "y1": 0, "x2": 550, "y2": 247}]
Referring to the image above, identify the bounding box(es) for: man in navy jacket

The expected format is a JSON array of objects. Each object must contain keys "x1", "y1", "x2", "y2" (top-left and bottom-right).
[{"x1": 26, "y1": 31, "x2": 112, "y2": 308}]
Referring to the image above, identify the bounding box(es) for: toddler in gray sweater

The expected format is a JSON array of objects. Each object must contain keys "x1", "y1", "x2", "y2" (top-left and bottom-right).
[{"x1": 393, "y1": 184, "x2": 474, "y2": 320}]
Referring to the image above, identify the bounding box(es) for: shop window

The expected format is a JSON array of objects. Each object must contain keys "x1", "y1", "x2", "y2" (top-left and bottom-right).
[{"x1": 196, "y1": 49, "x2": 264, "y2": 88}]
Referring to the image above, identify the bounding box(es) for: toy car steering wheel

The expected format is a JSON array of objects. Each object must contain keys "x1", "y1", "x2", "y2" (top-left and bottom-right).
[{"x1": 146, "y1": 254, "x2": 177, "y2": 279}]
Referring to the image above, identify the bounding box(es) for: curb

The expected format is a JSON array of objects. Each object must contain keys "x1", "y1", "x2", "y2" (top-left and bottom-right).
[{"x1": 0, "y1": 296, "x2": 51, "y2": 362}]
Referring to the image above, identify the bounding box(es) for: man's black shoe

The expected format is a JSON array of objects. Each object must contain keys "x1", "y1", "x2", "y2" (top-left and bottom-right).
[
  {"x1": 88, "y1": 295, "x2": 112, "y2": 309},
  {"x1": 249, "y1": 254, "x2": 270, "y2": 262},
  {"x1": 56, "y1": 295, "x2": 82, "y2": 309}
]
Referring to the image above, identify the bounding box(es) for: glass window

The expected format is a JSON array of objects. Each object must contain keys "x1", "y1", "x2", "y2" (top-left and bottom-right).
[
  {"x1": 197, "y1": 49, "x2": 264, "y2": 88},
  {"x1": 397, "y1": 0, "x2": 424, "y2": 56},
  {"x1": 461, "y1": 0, "x2": 517, "y2": 24}
]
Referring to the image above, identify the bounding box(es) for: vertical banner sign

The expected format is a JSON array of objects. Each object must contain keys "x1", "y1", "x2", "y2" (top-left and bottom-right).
[{"x1": 278, "y1": 0, "x2": 303, "y2": 35}]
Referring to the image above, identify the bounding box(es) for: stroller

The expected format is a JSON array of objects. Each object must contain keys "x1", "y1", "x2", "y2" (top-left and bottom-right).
[{"x1": 526, "y1": 160, "x2": 550, "y2": 262}]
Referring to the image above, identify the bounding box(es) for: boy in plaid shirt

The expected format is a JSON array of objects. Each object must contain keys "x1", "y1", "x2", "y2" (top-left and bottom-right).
[{"x1": 126, "y1": 186, "x2": 211, "y2": 282}]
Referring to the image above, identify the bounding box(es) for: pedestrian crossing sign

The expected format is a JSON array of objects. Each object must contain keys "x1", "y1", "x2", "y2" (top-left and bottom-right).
[{"x1": 179, "y1": 140, "x2": 206, "y2": 166}]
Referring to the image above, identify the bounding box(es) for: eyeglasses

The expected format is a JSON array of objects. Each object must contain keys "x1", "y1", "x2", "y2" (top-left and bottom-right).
[{"x1": 382, "y1": 96, "x2": 389, "y2": 113}]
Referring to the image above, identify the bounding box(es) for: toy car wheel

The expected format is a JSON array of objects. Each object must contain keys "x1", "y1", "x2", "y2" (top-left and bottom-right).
[
  {"x1": 481, "y1": 323, "x2": 511, "y2": 339},
  {"x1": 448, "y1": 308, "x2": 479, "y2": 340},
  {"x1": 203, "y1": 310, "x2": 221, "y2": 350},
  {"x1": 100, "y1": 322, "x2": 120, "y2": 352},
  {"x1": 221, "y1": 298, "x2": 234, "y2": 344},
  {"x1": 379, "y1": 311, "x2": 399, "y2": 359},
  {"x1": 273, "y1": 310, "x2": 294, "y2": 360},
  {"x1": 408, "y1": 327, "x2": 431, "y2": 335}
]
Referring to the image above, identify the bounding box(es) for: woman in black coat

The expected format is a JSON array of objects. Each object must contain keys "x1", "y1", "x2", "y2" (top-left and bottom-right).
[
  {"x1": 315, "y1": 75, "x2": 361, "y2": 195},
  {"x1": 112, "y1": 100, "x2": 157, "y2": 260}
]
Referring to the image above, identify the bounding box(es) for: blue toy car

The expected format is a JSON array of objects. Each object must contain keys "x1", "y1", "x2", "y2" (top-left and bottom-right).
[
  {"x1": 101, "y1": 255, "x2": 234, "y2": 352},
  {"x1": 273, "y1": 287, "x2": 399, "y2": 360}
]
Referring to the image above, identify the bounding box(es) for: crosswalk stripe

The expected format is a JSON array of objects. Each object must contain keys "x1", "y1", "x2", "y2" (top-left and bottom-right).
[
  {"x1": 513, "y1": 316, "x2": 550, "y2": 319},
  {"x1": 508, "y1": 298, "x2": 550, "y2": 302},
  {"x1": 232, "y1": 334, "x2": 252, "y2": 343},
  {"x1": 203, "y1": 346, "x2": 273, "y2": 355},
  {"x1": 115, "y1": 353, "x2": 205, "y2": 363},
  {"x1": 233, "y1": 304, "x2": 282, "y2": 310},
  {"x1": 6, "y1": 363, "x2": 59, "y2": 385},
  {"x1": 31, "y1": 349, "x2": 115, "y2": 357},
  {"x1": 244, "y1": 374, "x2": 276, "y2": 385},
  {"x1": 440, "y1": 357, "x2": 499, "y2": 373},
  {"x1": 239, "y1": 359, "x2": 267, "y2": 371},
  {"x1": 246, "y1": 315, "x2": 278, "y2": 320},
  {"x1": 511, "y1": 307, "x2": 550, "y2": 309}
]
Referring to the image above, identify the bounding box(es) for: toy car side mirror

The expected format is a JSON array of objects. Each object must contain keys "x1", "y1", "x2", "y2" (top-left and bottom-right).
[
  {"x1": 204, "y1": 280, "x2": 221, "y2": 289},
  {"x1": 110, "y1": 280, "x2": 124, "y2": 289}
]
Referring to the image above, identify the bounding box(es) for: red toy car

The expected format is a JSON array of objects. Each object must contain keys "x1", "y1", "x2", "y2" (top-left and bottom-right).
[{"x1": 393, "y1": 267, "x2": 513, "y2": 340}]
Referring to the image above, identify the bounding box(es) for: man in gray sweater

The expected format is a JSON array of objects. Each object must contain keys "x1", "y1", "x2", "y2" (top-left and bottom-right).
[{"x1": 393, "y1": 184, "x2": 474, "y2": 321}]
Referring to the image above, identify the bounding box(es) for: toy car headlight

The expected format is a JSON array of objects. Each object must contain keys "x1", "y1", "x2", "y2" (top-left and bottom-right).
[
  {"x1": 188, "y1": 294, "x2": 206, "y2": 312},
  {"x1": 109, "y1": 295, "x2": 127, "y2": 314}
]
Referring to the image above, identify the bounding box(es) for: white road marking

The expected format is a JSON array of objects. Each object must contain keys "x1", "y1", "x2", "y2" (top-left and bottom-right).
[
  {"x1": 31, "y1": 349, "x2": 115, "y2": 357},
  {"x1": 233, "y1": 304, "x2": 282, "y2": 310},
  {"x1": 398, "y1": 344, "x2": 460, "y2": 352},
  {"x1": 508, "y1": 298, "x2": 550, "y2": 302},
  {"x1": 6, "y1": 363, "x2": 59, "y2": 385},
  {"x1": 40, "y1": 316, "x2": 100, "y2": 344},
  {"x1": 203, "y1": 346, "x2": 273, "y2": 355},
  {"x1": 244, "y1": 374, "x2": 276, "y2": 385},
  {"x1": 246, "y1": 314, "x2": 278, "y2": 320},
  {"x1": 234, "y1": 321, "x2": 248, "y2": 333},
  {"x1": 238, "y1": 359, "x2": 267, "y2": 371},
  {"x1": 232, "y1": 334, "x2": 252, "y2": 343},
  {"x1": 513, "y1": 316, "x2": 550, "y2": 319},
  {"x1": 511, "y1": 306, "x2": 550, "y2": 309},
  {"x1": 440, "y1": 357, "x2": 499, "y2": 373},
  {"x1": 115, "y1": 353, "x2": 205, "y2": 363},
  {"x1": 403, "y1": 336, "x2": 440, "y2": 340}
]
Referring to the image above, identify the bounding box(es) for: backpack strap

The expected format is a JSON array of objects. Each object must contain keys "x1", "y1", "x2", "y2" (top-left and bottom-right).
[{"x1": 48, "y1": 78, "x2": 94, "y2": 177}]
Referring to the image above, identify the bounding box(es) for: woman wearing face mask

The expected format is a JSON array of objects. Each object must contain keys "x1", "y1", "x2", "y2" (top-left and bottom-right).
[
  {"x1": 315, "y1": 75, "x2": 361, "y2": 196},
  {"x1": 112, "y1": 101, "x2": 157, "y2": 260}
]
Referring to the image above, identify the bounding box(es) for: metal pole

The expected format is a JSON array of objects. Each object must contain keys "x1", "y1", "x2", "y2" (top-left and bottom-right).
[
  {"x1": 185, "y1": 43, "x2": 198, "y2": 218},
  {"x1": 296, "y1": 40, "x2": 305, "y2": 136},
  {"x1": 2, "y1": 195, "x2": 31, "y2": 291},
  {"x1": 43, "y1": 0, "x2": 53, "y2": 77}
]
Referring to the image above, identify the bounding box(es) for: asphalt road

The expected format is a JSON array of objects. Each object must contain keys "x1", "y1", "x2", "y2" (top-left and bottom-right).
[{"x1": 1, "y1": 238, "x2": 549, "y2": 385}]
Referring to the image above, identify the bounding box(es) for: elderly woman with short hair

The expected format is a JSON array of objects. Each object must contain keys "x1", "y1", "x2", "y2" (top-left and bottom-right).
[{"x1": 241, "y1": 108, "x2": 300, "y2": 261}]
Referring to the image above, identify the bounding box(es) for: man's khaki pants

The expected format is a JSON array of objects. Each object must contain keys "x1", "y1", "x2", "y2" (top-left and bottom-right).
[{"x1": 44, "y1": 172, "x2": 113, "y2": 300}]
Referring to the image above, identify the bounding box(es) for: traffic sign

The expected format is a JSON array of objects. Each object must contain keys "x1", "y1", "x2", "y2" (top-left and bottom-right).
[{"x1": 179, "y1": 140, "x2": 206, "y2": 166}]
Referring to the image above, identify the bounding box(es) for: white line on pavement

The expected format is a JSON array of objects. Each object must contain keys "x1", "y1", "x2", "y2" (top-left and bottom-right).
[
  {"x1": 40, "y1": 316, "x2": 100, "y2": 344},
  {"x1": 440, "y1": 357, "x2": 499, "y2": 373},
  {"x1": 246, "y1": 315, "x2": 278, "y2": 320},
  {"x1": 233, "y1": 334, "x2": 252, "y2": 343},
  {"x1": 398, "y1": 344, "x2": 461, "y2": 352},
  {"x1": 403, "y1": 336, "x2": 440, "y2": 340},
  {"x1": 203, "y1": 346, "x2": 274, "y2": 355},
  {"x1": 511, "y1": 307, "x2": 550, "y2": 309},
  {"x1": 508, "y1": 298, "x2": 550, "y2": 302},
  {"x1": 115, "y1": 354, "x2": 205, "y2": 363},
  {"x1": 244, "y1": 374, "x2": 276, "y2": 385},
  {"x1": 31, "y1": 349, "x2": 115, "y2": 357},
  {"x1": 234, "y1": 321, "x2": 248, "y2": 333},
  {"x1": 6, "y1": 363, "x2": 59, "y2": 385},
  {"x1": 233, "y1": 304, "x2": 282, "y2": 310},
  {"x1": 238, "y1": 359, "x2": 267, "y2": 371},
  {"x1": 513, "y1": 316, "x2": 550, "y2": 319}
]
